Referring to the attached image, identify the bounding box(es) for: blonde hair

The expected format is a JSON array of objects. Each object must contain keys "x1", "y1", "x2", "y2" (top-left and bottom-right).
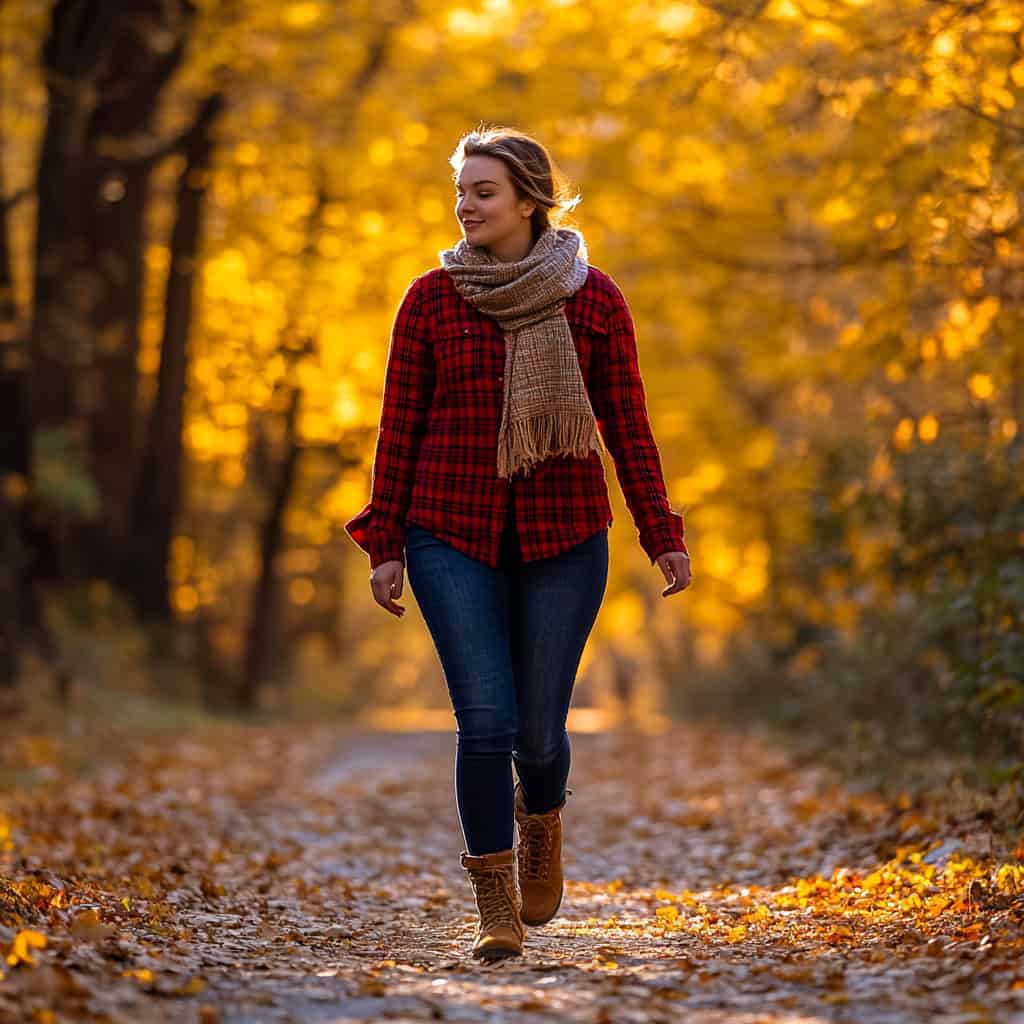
[{"x1": 450, "y1": 124, "x2": 582, "y2": 241}]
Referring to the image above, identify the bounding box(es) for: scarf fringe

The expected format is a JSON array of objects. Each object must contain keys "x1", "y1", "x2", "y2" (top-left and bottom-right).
[{"x1": 498, "y1": 413, "x2": 604, "y2": 479}]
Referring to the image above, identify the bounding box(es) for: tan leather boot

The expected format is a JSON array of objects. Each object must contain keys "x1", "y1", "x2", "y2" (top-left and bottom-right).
[
  {"x1": 459, "y1": 847, "x2": 525, "y2": 960},
  {"x1": 514, "y1": 781, "x2": 572, "y2": 926}
]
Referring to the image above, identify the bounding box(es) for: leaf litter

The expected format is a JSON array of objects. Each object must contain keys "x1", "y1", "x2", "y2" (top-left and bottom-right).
[{"x1": 1, "y1": 718, "x2": 1022, "y2": 1022}]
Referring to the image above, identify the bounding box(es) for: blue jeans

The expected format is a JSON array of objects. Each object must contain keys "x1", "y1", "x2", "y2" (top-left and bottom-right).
[{"x1": 405, "y1": 513, "x2": 609, "y2": 855}]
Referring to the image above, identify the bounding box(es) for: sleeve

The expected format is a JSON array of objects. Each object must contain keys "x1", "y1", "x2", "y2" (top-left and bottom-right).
[
  {"x1": 588, "y1": 280, "x2": 688, "y2": 565},
  {"x1": 344, "y1": 274, "x2": 434, "y2": 570}
]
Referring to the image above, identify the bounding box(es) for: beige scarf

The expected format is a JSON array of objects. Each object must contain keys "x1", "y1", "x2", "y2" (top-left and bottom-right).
[{"x1": 439, "y1": 225, "x2": 604, "y2": 479}]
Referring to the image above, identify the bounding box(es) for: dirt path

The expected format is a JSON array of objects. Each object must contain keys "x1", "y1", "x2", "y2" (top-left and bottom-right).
[{"x1": 2, "y1": 718, "x2": 1023, "y2": 1022}]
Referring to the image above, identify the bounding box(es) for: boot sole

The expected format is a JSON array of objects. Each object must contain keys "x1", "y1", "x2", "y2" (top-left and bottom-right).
[{"x1": 473, "y1": 944, "x2": 523, "y2": 961}]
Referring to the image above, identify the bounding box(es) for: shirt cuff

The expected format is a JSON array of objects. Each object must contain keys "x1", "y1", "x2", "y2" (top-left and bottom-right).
[
  {"x1": 366, "y1": 535, "x2": 406, "y2": 571},
  {"x1": 639, "y1": 516, "x2": 688, "y2": 565},
  {"x1": 345, "y1": 503, "x2": 407, "y2": 570}
]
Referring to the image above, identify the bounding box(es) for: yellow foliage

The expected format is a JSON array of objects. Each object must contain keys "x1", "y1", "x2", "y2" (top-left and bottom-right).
[
  {"x1": 932, "y1": 31, "x2": 957, "y2": 58},
  {"x1": 655, "y1": 5, "x2": 698, "y2": 34},
  {"x1": 145, "y1": 245, "x2": 170, "y2": 272},
  {"x1": 173, "y1": 585, "x2": 200, "y2": 615},
  {"x1": 838, "y1": 322, "x2": 862, "y2": 347},
  {"x1": 870, "y1": 450, "x2": 892, "y2": 483},
  {"x1": 990, "y1": 191, "x2": 1019, "y2": 232},
  {"x1": 671, "y1": 137, "x2": 727, "y2": 186},
  {"x1": 702, "y1": 535, "x2": 739, "y2": 578},
  {"x1": 657, "y1": 410, "x2": 687, "y2": 437},
  {"x1": 368, "y1": 138, "x2": 394, "y2": 167},
  {"x1": 893, "y1": 418, "x2": 914, "y2": 450},
  {"x1": 694, "y1": 633, "x2": 725, "y2": 665},
  {"x1": 604, "y1": 592, "x2": 644, "y2": 639},
  {"x1": 289, "y1": 578, "x2": 316, "y2": 606},
  {"x1": 833, "y1": 598, "x2": 859, "y2": 629},
  {"x1": 734, "y1": 564, "x2": 766, "y2": 600},
  {"x1": 204, "y1": 249, "x2": 250, "y2": 301},
  {"x1": 446, "y1": 7, "x2": 496, "y2": 38},
  {"x1": 678, "y1": 460, "x2": 725, "y2": 500},
  {"x1": 282, "y1": 2, "x2": 322, "y2": 29},
  {"x1": 744, "y1": 434, "x2": 775, "y2": 470},
  {"x1": 234, "y1": 142, "x2": 260, "y2": 167},
  {"x1": 331, "y1": 379, "x2": 365, "y2": 428},
  {"x1": 6, "y1": 930, "x2": 46, "y2": 968},
  {"x1": 820, "y1": 196, "x2": 855, "y2": 224},
  {"x1": 939, "y1": 296, "x2": 999, "y2": 358},
  {"x1": 995, "y1": 864, "x2": 1024, "y2": 895},
  {"x1": 968, "y1": 373, "x2": 994, "y2": 400},
  {"x1": 358, "y1": 211, "x2": 385, "y2": 238},
  {"x1": 3, "y1": 0, "x2": 1013, "y2": 680},
  {"x1": 219, "y1": 460, "x2": 246, "y2": 488},
  {"x1": 918, "y1": 414, "x2": 939, "y2": 443},
  {"x1": 768, "y1": 0, "x2": 800, "y2": 19}
]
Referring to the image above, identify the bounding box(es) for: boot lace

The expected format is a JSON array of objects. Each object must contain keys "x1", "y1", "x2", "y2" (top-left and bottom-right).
[
  {"x1": 518, "y1": 815, "x2": 556, "y2": 880},
  {"x1": 470, "y1": 869, "x2": 520, "y2": 933}
]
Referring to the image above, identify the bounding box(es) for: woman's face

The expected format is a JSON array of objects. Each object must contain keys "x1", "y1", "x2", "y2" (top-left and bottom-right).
[{"x1": 454, "y1": 154, "x2": 536, "y2": 257}]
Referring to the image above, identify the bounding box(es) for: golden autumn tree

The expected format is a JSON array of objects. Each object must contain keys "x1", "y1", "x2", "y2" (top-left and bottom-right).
[{"x1": 0, "y1": 0, "x2": 1018, "y2": 743}]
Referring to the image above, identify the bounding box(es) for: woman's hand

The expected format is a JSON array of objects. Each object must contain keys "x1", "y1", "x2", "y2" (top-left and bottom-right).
[
  {"x1": 370, "y1": 560, "x2": 406, "y2": 617},
  {"x1": 656, "y1": 551, "x2": 691, "y2": 597}
]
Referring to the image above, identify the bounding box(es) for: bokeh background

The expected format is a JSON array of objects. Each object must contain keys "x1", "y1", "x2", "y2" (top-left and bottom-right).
[{"x1": 1, "y1": 0, "x2": 1021, "y2": 772}]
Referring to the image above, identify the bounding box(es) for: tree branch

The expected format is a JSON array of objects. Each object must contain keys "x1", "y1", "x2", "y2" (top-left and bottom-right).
[{"x1": 952, "y1": 98, "x2": 1024, "y2": 138}]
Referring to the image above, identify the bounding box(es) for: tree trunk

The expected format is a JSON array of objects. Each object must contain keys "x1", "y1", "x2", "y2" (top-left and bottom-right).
[
  {"x1": 29, "y1": 0, "x2": 195, "y2": 592},
  {"x1": 28, "y1": 0, "x2": 113, "y2": 435},
  {"x1": 0, "y1": 153, "x2": 68, "y2": 699},
  {"x1": 82, "y1": 1, "x2": 195, "y2": 541},
  {"x1": 0, "y1": 161, "x2": 26, "y2": 689},
  {"x1": 238, "y1": 387, "x2": 305, "y2": 711},
  {"x1": 126, "y1": 92, "x2": 224, "y2": 621}
]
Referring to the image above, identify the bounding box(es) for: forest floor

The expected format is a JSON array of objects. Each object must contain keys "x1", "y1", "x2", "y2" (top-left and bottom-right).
[{"x1": 2, "y1": 697, "x2": 1024, "y2": 1024}]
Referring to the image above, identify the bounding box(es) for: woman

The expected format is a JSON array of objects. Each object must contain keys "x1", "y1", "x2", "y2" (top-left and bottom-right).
[{"x1": 346, "y1": 126, "x2": 691, "y2": 961}]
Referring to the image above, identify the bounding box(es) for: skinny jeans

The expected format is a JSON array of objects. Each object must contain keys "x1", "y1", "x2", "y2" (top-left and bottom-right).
[{"x1": 404, "y1": 497, "x2": 608, "y2": 855}]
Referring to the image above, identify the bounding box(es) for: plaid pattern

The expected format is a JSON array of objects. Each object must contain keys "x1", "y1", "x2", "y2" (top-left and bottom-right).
[{"x1": 345, "y1": 265, "x2": 688, "y2": 570}]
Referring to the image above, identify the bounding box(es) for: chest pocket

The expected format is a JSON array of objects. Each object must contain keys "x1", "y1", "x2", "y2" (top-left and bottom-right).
[
  {"x1": 432, "y1": 320, "x2": 495, "y2": 395},
  {"x1": 566, "y1": 310, "x2": 608, "y2": 385}
]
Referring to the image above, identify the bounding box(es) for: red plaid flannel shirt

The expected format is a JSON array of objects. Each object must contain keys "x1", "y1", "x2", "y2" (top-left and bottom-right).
[{"x1": 345, "y1": 265, "x2": 687, "y2": 570}]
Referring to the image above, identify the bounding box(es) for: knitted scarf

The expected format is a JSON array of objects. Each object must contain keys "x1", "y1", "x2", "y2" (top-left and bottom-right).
[{"x1": 439, "y1": 225, "x2": 604, "y2": 479}]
